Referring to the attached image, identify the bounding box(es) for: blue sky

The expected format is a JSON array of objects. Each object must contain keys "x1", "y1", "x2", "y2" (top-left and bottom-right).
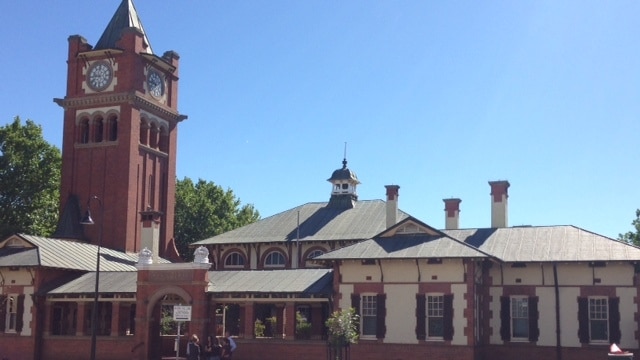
[{"x1": 1, "y1": 1, "x2": 638, "y2": 239}]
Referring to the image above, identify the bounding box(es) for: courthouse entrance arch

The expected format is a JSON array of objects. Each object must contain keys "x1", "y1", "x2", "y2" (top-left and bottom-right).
[{"x1": 135, "y1": 263, "x2": 211, "y2": 360}]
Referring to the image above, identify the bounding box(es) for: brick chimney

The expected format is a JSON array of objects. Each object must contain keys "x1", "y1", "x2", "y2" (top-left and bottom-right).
[
  {"x1": 443, "y1": 198, "x2": 462, "y2": 230},
  {"x1": 489, "y1": 180, "x2": 510, "y2": 228},
  {"x1": 385, "y1": 185, "x2": 400, "y2": 228}
]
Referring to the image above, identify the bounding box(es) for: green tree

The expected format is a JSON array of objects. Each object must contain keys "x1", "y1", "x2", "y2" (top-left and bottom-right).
[
  {"x1": 618, "y1": 209, "x2": 640, "y2": 246},
  {"x1": 174, "y1": 177, "x2": 260, "y2": 259},
  {"x1": 0, "y1": 117, "x2": 61, "y2": 238}
]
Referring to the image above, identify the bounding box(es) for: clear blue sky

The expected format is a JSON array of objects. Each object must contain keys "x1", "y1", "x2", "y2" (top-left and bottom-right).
[{"x1": 1, "y1": 1, "x2": 638, "y2": 239}]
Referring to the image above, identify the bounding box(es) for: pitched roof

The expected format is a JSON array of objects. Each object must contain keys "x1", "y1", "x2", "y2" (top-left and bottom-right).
[
  {"x1": 207, "y1": 269, "x2": 333, "y2": 295},
  {"x1": 48, "y1": 272, "x2": 137, "y2": 294},
  {"x1": 94, "y1": 0, "x2": 153, "y2": 53},
  {"x1": 0, "y1": 234, "x2": 164, "y2": 271},
  {"x1": 193, "y1": 200, "x2": 410, "y2": 245},
  {"x1": 444, "y1": 226, "x2": 640, "y2": 262},
  {"x1": 315, "y1": 233, "x2": 489, "y2": 260}
]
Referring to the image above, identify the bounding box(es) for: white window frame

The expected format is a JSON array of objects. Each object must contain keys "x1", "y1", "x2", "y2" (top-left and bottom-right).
[
  {"x1": 264, "y1": 251, "x2": 285, "y2": 268},
  {"x1": 426, "y1": 294, "x2": 444, "y2": 340},
  {"x1": 360, "y1": 294, "x2": 377, "y2": 338},
  {"x1": 588, "y1": 297, "x2": 609, "y2": 343},
  {"x1": 224, "y1": 252, "x2": 245, "y2": 268},
  {"x1": 510, "y1": 296, "x2": 529, "y2": 341}
]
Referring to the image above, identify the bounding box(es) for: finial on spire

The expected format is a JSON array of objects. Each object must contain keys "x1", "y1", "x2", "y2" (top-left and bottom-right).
[{"x1": 342, "y1": 142, "x2": 348, "y2": 169}]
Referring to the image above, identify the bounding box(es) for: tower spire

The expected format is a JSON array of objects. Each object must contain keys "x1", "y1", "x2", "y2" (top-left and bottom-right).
[{"x1": 94, "y1": 0, "x2": 153, "y2": 53}]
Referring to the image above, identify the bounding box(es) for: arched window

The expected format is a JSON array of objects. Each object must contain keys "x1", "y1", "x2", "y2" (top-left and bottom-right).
[
  {"x1": 307, "y1": 249, "x2": 324, "y2": 260},
  {"x1": 264, "y1": 251, "x2": 286, "y2": 268},
  {"x1": 107, "y1": 115, "x2": 118, "y2": 141},
  {"x1": 149, "y1": 123, "x2": 159, "y2": 149},
  {"x1": 224, "y1": 252, "x2": 245, "y2": 268},
  {"x1": 158, "y1": 127, "x2": 169, "y2": 152},
  {"x1": 79, "y1": 118, "x2": 90, "y2": 144},
  {"x1": 139, "y1": 119, "x2": 149, "y2": 145},
  {"x1": 94, "y1": 116, "x2": 104, "y2": 143}
]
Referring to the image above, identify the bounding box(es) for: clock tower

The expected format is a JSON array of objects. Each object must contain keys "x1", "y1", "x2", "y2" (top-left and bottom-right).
[{"x1": 53, "y1": 0, "x2": 186, "y2": 259}]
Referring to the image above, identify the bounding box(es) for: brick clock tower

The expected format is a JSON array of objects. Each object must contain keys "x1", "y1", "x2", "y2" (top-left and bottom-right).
[{"x1": 54, "y1": 0, "x2": 186, "y2": 259}]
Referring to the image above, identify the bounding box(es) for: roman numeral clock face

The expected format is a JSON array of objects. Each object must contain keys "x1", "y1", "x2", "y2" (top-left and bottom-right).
[{"x1": 87, "y1": 61, "x2": 112, "y2": 91}]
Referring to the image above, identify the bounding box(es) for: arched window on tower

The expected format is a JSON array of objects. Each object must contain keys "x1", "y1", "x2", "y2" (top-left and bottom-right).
[
  {"x1": 149, "y1": 123, "x2": 159, "y2": 149},
  {"x1": 139, "y1": 119, "x2": 149, "y2": 146},
  {"x1": 107, "y1": 115, "x2": 118, "y2": 141},
  {"x1": 158, "y1": 127, "x2": 169, "y2": 153},
  {"x1": 94, "y1": 116, "x2": 104, "y2": 143},
  {"x1": 79, "y1": 118, "x2": 90, "y2": 144}
]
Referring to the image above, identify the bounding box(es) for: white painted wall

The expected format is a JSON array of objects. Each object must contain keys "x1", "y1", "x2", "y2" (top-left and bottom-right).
[
  {"x1": 451, "y1": 283, "x2": 468, "y2": 345},
  {"x1": 558, "y1": 287, "x2": 580, "y2": 347},
  {"x1": 536, "y1": 287, "x2": 556, "y2": 346},
  {"x1": 384, "y1": 284, "x2": 419, "y2": 344},
  {"x1": 338, "y1": 284, "x2": 354, "y2": 311},
  {"x1": 489, "y1": 287, "x2": 503, "y2": 344},
  {"x1": 617, "y1": 287, "x2": 639, "y2": 348}
]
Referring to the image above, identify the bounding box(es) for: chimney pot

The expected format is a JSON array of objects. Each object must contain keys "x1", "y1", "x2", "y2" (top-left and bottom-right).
[
  {"x1": 489, "y1": 180, "x2": 510, "y2": 228},
  {"x1": 443, "y1": 198, "x2": 462, "y2": 230},
  {"x1": 385, "y1": 185, "x2": 400, "y2": 228}
]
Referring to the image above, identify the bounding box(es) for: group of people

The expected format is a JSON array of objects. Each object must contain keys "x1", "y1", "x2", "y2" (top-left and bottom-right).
[{"x1": 187, "y1": 331, "x2": 236, "y2": 360}]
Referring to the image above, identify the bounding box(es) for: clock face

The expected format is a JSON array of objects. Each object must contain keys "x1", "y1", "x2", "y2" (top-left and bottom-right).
[
  {"x1": 147, "y1": 70, "x2": 164, "y2": 98},
  {"x1": 87, "y1": 61, "x2": 112, "y2": 91}
]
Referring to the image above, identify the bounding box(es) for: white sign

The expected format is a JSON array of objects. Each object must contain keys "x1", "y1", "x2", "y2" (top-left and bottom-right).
[{"x1": 173, "y1": 305, "x2": 192, "y2": 321}]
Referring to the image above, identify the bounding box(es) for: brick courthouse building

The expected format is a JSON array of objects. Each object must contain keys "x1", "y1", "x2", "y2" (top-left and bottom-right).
[{"x1": 1, "y1": 1, "x2": 640, "y2": 359}]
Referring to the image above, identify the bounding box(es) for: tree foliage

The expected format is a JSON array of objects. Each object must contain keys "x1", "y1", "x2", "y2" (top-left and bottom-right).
[
  {"x1": 174, "y1": 177, "x2": 260, "y2": 259},
  {"x1": 0, "y1": 117, "x2": 61, "y2": 238},
  {"x1": 618, "y1": 209, "x2": 640, "y2": 246}
]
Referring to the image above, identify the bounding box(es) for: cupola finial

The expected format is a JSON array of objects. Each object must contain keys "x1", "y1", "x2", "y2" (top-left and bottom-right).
[{"x1": 342, "y1": 142, "x2": 348, "y2": 169}]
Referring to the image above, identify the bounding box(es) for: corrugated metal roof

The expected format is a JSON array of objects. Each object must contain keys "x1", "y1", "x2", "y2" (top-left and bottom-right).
[
  {"x1": 0, "y1": 247, "x2": 40, "y2": 266},
  {"x1": 5, "y1": 234, "x2": 168, "y2": 271},
  {"x1": 316, "y1": 234, "x2": 489, "y2": 260},
  {"x1": 207, "y1": 269, "x2": 333, "y2": 295},
  {"x1": 48, "y1": 272, "x2": 137, "y2": 294},
  {"x1": 193, "y1": 200, "x2": 410, "y2": 245},
  {"x1": 444, "y1": 226, "x2": 640, "y2": 262}
]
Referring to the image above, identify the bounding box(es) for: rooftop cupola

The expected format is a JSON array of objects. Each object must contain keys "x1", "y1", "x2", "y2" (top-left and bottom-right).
[{"x1": 327, "y1": 158, "x2": 360, "y2": 208}]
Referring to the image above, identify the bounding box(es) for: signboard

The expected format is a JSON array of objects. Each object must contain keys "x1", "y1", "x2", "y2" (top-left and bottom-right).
[{"x1": 173, "y1": 305, "x2": 192, "y2": 322}]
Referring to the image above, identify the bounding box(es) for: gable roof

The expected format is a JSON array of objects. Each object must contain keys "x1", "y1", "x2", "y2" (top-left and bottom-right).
[
  {"x1": 444, "y1": 225, "x2": 640, "y2": 262},
  {"x1": 193, "y1": 200, "x2": 410, "y2": 245},
  {"x1": 94, "y1": 0, "x2": 153, "y2": 53},
  {"x1": 0, "y1": 234, "x2": 165, "y2": 271},
  {"x1": 207, "y1": 269, "x2": 333, "y2": 295}
]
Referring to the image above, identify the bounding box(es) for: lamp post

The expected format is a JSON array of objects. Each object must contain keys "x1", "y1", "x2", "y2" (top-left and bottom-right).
[{"x1": 80, "y1": 195, "x2": 103, "y2": 360}]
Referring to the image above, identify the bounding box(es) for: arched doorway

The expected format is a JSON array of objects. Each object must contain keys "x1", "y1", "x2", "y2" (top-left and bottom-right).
[{"x1": 144, "y1": 286, "x2": 192, "y2": 360}]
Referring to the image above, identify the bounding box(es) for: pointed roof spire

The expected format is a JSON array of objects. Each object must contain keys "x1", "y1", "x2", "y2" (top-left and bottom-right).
[{"x1": 94, "y1": 0, "x2": 153, "y2": 53}]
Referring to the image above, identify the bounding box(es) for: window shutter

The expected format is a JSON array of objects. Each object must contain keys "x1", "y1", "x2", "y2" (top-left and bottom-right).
[
  {"x1": 500, "y1": 296, "x2": 511, "y2": 341},
  {"x1": 0, "y1": 295, "x2": 7, "y2": 332},
  {"x1": 351, "y1": 293, "x2": 361, "y2": 335},
  {"x1": 609, "y1": 297, "x2": 621, "y2": 344},
  {"x1": 577, "y1": 297, "x2": 589, "y2": 343},
  {"x1": 528, "y1": 296, "x2": 539, "y2": 341},
  {"x1": 416, "y1": 294, "x2": 426, "y2": 340},
  {"x1": 376, "y1": 294, "x2": 386, "y2": 339},
  {"x1": 16, "y1": 294, "x2": 25, "y2": 333},
  {"x1": 443, "y1": 294, "x2": 454, "y2": 341}
]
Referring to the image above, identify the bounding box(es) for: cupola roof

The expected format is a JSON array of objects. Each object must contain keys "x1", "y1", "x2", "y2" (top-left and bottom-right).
[{"x1": 327, "y1": 158, "x2": 360, "y2": 184}]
